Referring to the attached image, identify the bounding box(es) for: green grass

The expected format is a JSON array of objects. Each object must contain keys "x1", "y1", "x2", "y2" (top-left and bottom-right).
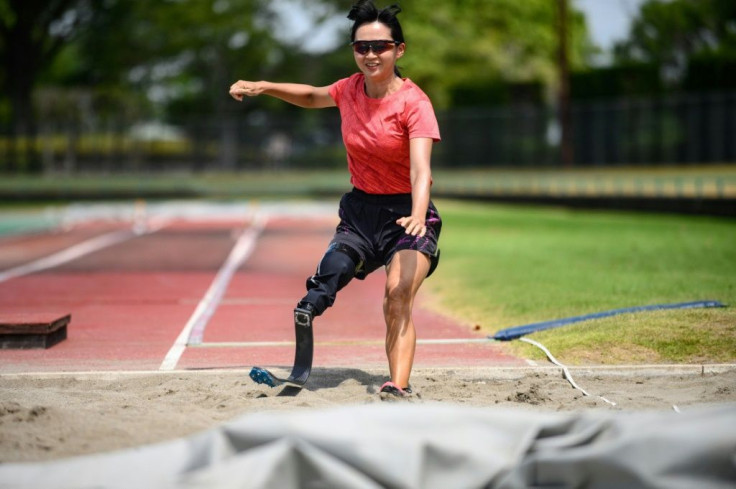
[{"x1": 428, "y1": 200, "x2": 736, "y2": 365}]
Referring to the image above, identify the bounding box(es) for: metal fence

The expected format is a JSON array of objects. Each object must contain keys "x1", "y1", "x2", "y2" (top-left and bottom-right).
[
  {"x1": 1, "y1": 91, "x2": 734, "y2": 172},
  {"x1": 572, "y1": 91, "x2": 736, "y2": 166}
]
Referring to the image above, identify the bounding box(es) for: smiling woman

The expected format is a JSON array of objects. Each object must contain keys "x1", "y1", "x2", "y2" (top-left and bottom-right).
[{"x1": 229, "y1": 0, "x2": 443, "y2": 398}]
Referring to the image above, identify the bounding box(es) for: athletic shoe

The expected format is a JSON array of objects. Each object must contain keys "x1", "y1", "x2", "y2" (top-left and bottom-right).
[
  {"x1": 379, "y1": 381, "x2": 417, "y2": 401},
  {"x1": 249, "y1": 366, "x2": 278, "y2": 388}
]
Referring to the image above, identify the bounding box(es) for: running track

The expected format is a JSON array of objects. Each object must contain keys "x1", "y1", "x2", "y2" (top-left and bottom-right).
[{"x1": 0, "y1": 202, "x2": 523, "y2": 375}]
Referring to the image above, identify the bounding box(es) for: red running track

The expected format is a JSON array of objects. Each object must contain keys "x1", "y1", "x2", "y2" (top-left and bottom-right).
[{"x1": 0, "y1": 206, "x2": 524, "y2": 374}]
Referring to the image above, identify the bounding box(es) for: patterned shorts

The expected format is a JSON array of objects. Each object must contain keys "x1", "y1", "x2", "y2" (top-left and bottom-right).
[{"x1": 330, "y1": 187, "x2": 442, "y2": 279}]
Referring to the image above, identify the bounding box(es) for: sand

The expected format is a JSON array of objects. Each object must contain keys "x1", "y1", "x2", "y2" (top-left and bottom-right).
[{"x1": 1, "y1": 365, "x2": 735, "y2": 463}]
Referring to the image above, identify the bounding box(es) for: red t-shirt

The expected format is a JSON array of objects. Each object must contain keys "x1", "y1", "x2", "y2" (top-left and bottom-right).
[{"x1": 329, "y1": 73, "x2": 441, "y2": 194}]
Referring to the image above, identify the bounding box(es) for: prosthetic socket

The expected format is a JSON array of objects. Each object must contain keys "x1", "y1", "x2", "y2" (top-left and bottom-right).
[{"x1": 296, "y1": 242, "x2": 364, "y2": 319}]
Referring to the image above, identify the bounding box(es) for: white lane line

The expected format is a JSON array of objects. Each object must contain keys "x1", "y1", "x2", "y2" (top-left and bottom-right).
[
  {"x1": 159, "y1": 213, "x2": 267, "y2": 371},
  {"x1": 187, "y1": 338, "x2": 494, "y2": 348},
  {"x1": 0, "y1": 220, "x2": 167, "y2": 284},
  {"x1": 418, "y1": 338, "x2": 492, "y2": 345}
]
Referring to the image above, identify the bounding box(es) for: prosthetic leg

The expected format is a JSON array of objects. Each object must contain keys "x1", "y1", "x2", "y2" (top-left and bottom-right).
[
  {"x1": 248, "y1": 307, "x2": 314, "y2": 388},
  {"x1": 250, "y1": 243, "x2": 362, "y2": 388}
]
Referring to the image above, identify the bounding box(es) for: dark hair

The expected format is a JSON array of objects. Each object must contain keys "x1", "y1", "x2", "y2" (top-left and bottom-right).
[{"x1": 347, "y1": 1, "x2": 404, "y2": 77}]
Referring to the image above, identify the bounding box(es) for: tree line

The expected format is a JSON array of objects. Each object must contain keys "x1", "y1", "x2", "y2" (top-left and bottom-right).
[{"x1": 1, "y1": 0, "x2": 734, "y2": 172}]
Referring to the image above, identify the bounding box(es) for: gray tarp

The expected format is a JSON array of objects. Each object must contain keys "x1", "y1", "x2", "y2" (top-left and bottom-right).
[{"x1": 1, "y1": 403, "x2": 734, "y2": 489}]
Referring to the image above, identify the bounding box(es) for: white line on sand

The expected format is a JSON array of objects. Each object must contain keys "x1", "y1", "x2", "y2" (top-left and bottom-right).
[{"x1": 159, "y1": 213, "x2": 267, "y2": 371}]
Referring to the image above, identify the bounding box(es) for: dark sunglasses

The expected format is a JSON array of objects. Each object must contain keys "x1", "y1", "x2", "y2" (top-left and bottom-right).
[{"x1": 351, "y1": 40, "x2": 400, "y2": 55}]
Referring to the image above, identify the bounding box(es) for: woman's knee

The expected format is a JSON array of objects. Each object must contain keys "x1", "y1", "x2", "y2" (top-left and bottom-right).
[{"x1": 384, "y1": 279, "x2": 413, "y2": 313}]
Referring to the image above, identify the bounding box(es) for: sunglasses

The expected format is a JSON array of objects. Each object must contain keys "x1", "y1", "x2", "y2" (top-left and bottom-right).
[{"x1": 351, "y1": 40, "x2": 400, "y2": 55}]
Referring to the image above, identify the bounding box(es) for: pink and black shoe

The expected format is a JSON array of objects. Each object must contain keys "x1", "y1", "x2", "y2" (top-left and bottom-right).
[{"x1": 379, "y1": 381, "x2": 416, "y2": 400}]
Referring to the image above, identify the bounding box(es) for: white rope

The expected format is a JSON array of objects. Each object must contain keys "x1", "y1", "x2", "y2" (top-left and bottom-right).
[{"x1": 520, "y1": 337, "x2": 617, "y2": 406}]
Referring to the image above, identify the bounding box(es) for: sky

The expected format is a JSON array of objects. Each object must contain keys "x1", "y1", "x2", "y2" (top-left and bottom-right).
[
  {"x1": 272, "y1": 0, "x2": 652, "y2": 64},
  {"x1": 576, "y1": 0, "x2": 649, "y2": 53}
]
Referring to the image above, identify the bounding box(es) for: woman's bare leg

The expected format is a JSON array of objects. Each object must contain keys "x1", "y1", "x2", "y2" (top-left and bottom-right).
[{"x1": 383, "y1": 249, "x2": 431, "y2": 389}]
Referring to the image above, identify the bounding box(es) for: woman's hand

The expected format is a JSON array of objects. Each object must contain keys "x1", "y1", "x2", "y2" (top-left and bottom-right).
[
  {"x1": 229, "y1": 81, "x2": 264, "y2": 101},
  {"x1": 396, "y1": 215, "x2": 426, "y2": 237}
]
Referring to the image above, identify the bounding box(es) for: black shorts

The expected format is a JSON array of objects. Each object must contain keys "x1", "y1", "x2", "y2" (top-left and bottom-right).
[{"x1": 330, "y1": 188, "x2": 442, "y2": 279}]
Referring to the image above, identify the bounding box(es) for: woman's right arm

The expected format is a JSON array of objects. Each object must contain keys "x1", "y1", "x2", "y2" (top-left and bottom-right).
[{"x1": 229, "y1": 81, "x2": 335, "y2": 109}]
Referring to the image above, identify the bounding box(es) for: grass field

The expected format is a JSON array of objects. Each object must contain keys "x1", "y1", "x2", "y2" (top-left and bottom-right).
[{"x1": 428, "y1": 200, "x2": 736, "y2": 365}]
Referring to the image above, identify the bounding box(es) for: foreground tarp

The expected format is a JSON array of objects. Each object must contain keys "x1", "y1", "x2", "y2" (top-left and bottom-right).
[{"x1": 1, "y1": 403, "x2": 734, "y2": 489}]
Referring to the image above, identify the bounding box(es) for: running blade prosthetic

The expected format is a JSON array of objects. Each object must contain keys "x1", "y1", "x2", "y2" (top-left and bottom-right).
[{"x1": 250, "y1": 307, "x2": 313, "y2": 388}]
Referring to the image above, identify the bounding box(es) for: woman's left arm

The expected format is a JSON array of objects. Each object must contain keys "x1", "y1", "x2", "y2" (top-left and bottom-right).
[{"x1": 396, "y1": 137, "x2": 433, "y2": 237}]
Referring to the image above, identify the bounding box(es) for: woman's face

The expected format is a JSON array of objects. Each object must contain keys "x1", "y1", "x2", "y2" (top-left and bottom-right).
[{"x1": 353, "y1": 22, "x2": 404, "y2": 81}]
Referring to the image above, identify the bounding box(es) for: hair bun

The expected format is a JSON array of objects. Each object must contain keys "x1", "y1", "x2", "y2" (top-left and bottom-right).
[
  {"x1": 347, "y1": 1, "x2": 405, "y2": 48},
  {"x1": 347, "y1": 1, "x2": 403, "y2": 21},
  {"x1": 347, "y1": 0, "x2": 375, "y2": 21},
  {"x1": 385, "y1": 4, "x2": 402, "y2": 17}
]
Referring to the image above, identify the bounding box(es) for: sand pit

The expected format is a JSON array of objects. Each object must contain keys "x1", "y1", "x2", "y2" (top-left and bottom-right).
[{"x1": 1, "y1": 365, "x2": 734, "y2": 463}]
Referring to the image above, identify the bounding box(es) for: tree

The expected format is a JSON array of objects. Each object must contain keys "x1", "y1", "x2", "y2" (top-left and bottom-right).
[
  {"x1": 4, "y1": 0, "x2": 343, "y2": 171},
  {"x1": 614, "y1": 0, "x2": 736, "y2": 84},
  {"x1": 0, "y1": 0, "x2": 96, "y2": 170}
]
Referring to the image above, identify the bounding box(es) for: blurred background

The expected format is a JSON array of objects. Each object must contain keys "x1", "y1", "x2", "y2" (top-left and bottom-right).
[{"x1": 1, "y1": 0, "x2": 735, "y2": 209}]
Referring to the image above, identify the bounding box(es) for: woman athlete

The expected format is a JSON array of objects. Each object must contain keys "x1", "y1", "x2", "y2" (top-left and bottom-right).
[{"x1": 229, "y1": 0, "x2": 441, "y2": 399}]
